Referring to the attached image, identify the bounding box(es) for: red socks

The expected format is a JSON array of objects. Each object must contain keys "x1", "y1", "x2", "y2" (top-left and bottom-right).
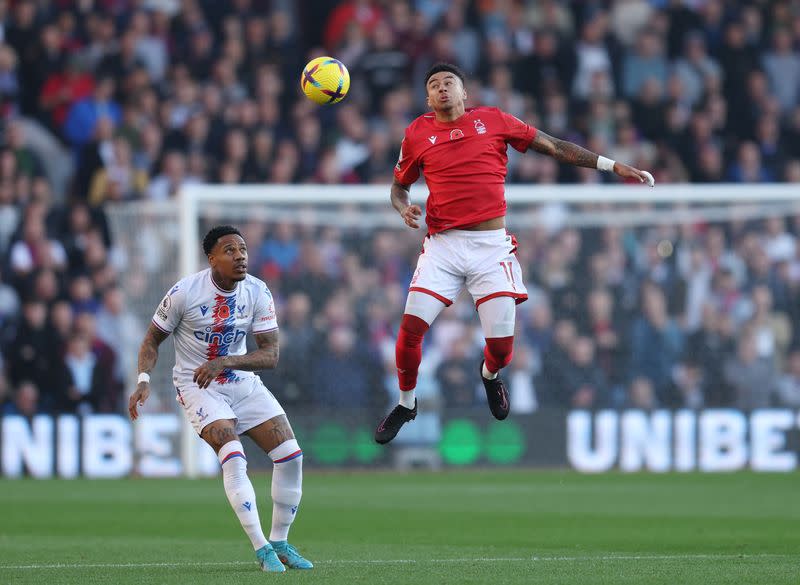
[
  {"x1": 395, "y1": 314, "x2": 430, "y2": 391},
  {"x1": 483, "y1": 336, "x2": 514, "y2": 374},
  {"x1": 396, "y1": 315, "x2": 513, "y2": 388}
]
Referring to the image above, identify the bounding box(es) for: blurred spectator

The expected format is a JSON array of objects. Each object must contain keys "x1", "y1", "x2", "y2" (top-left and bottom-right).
[
  {"x1": 744, "y1": 284, "x2": 791, "y2": 369},
  {"x1": 762, "y1": 217, "x2": 795, "y2": 263},
  {"x1": 435, "y1": 335, "x2": 478, "y2": 408},
  {"x1": 762, "y1": 28, "x2": 800, "y2": 114},
  {"x1": 270, "y1": 292, "x2": 315, "y2": 407},
  {"x1": 88, "y1": 137, "x2": 149, "y2": 205},
  {"x1": 357, "y1": 19, "x2": 412, "y2": 114},
  {"x1": 310, "y1": 325, "x2": 380, "y2": 409},
  {"x1": 623, "y1": 29, "x2": 668, "y2": 98},
  {"x1": 625, "y1": 376, "x2": 657, "y2": 410},
  {"x1": 776, "y1": 348, "x2": 800, "y2": 408},
  {"x1": 679, "y1": 245, "x2": 712, "y2": 332},
  {"x1": 514, "y1": 29, "x2": 574, "y2": 98},
  {"x1": 572, "y1": 15, "x2": 613, "y2": 100},
  {"x1": 629, "y1": 283, "x2": 683, "y2": 399},
  {"x1": 6, "y1": 299, "x2": 60, "y2": 409},
  {"x1": 324, "y1": 0, "x2": 383, "y2": 51},
  {"x1": 0, "y1": 266, "x2": 20, "y2": 343},
  {"x1": 727, "y1": 141, "x2": 773, "y2": 183},
  {"x1": 672, "y1": 32, "x2": 721, "y2": 108},
  {"x1": 63, "y1": 74, "x2": 121, "y2": 149},
  {"x1": 146, "y1": 151, "x2": 198, "y2": 200},
  {"x1": 0, "y1": 44, "x2": 20, "y2": 119},
  {"x1": 95, "y1": 285, "x2": 143, "y2": 387},
  {"x1": 722, "y1": 331, "x2": 776, "y2": 410},
  {"x1": 73, "y1": 311, "x2": 118, "y2": 410},
  {"x1": 537, "y1": 317, "x2": 576, "y2": 406},
  {"x1": 559, "y1": 335, "x2": 608, "y2": 409},
  {"x1": 685, "y1": 303, "x2": 736, "y2": 407},
  {"x1": 720, "y1": 20, "x2": 760, "y2": 136},
  {"x1": 507, "y1": 344, "x2": 538, "y2": 414},
  {"x1": 9, "y1": 212, "x2": 67, "y2": 280},
  {"x1": 2, "y1": 380, "x2": 43, "y2": 417},
  {"x1": 668, "y1": 360, "x2": 705, "y2": 409},
  {"x1": 260, "y1": 222, "x2": 300, "y2": 277},
  {"x1": 59, "y1": 334, "x2": 105, "y2": 415},
  {"x1": 583, "y1": 287, "x2": 626, "y2": 388}
]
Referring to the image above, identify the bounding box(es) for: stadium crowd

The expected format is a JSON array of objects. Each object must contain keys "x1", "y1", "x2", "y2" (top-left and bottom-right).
[{"x1": 1, "y1": 0, "x2": 800, "y2": 419}]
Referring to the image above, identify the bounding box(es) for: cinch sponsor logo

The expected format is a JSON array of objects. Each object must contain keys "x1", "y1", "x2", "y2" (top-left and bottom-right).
[
  {"x1": 207, "y1": 294, "x2": 241, "y2": 384},
  {"x1": 194, "y1": 327, "x2": 247, "y2": 344}
]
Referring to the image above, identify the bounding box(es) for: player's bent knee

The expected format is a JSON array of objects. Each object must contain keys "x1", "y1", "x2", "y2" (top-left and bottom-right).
[
  {"x1": 397, "y1": 313, "x2": 429, "y2": 348},
  {"x1": 269, "y1": 438, "x2": 303, "y2": 465},
  {"x1": 485, "y1": 336, "x2": 515, "y2": 371},
  {"x1": 218, "y1": 440, "x2": 248, "y2": 468}
]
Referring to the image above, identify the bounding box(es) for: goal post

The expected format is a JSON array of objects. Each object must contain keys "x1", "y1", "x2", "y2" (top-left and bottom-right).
[{"x1": 113, "y1": 182, "x2": 800, "y2": 477}]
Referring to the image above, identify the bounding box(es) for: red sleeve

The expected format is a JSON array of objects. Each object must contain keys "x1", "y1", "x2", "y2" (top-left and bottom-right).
[
  {"x1": 393, "y1": 134, "x2": 420, "y2": 185},
  {"x1": 499, "y1": 110, "x2": 537, "y2": 152}
]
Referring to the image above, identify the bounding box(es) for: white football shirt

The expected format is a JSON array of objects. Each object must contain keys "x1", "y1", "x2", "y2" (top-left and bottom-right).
[{"x1": 152, "y1": 268, "x2": 278, "y2": 387}]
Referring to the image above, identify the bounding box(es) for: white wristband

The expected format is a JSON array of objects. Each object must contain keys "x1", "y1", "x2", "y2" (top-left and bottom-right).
[
  {"x1": 137, "y1": 372, "x2": 151, "y2": 385},
  {"x1": 597, "y1": 156, "x2": 615, "y2": 172}
]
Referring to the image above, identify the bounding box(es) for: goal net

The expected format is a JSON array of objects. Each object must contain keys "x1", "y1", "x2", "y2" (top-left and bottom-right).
[{"x1": 107, "y1": 184, "x2": 800, "y2": 475}]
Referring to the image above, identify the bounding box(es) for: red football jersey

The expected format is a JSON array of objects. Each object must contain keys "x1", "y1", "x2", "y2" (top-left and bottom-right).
[{"x1": 394, "y1": 106, "x2": 536, "y2": 234}]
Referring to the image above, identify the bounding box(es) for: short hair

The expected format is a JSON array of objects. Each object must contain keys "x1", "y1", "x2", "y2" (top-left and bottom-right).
[
  {"x1": 202, "y1": 225, "x2": 243, "y2": 255},
  {"x1": 424, "y1": 62, "x2": 466, "y2": 86}
]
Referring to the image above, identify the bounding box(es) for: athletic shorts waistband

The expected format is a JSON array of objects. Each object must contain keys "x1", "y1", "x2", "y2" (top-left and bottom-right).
[{"x1": 437, "y1": 228, "x2": 507, "y2": 237}]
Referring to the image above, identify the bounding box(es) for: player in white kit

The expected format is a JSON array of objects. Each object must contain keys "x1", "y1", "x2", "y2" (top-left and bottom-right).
[{"x1": 128, "y1": 225, "x2": 312, "y2": 573}]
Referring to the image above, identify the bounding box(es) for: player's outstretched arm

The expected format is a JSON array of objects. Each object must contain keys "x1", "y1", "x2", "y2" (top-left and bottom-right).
[
  {"x1": 529, "y1": 130, "x2": 655, "y2": 186},
  {"x1": 193, "y1": 329, "x2": 279, "y2": 389},
  {"x1": 129, "y1": 323, "x2": 170, "y2": 420},
  {"x1": 391, "y1": 178, "x2": 422, "y2": 229}
]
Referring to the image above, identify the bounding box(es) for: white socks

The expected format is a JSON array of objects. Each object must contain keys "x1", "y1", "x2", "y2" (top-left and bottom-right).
[
  {"x1": 268, "y1": 439, "x2": 303, "y2": 542},
  {"x1": 482, "y1": 362, "x2": 498, "y2": 380},
  {"x1": 218, "y1": 441, "x2": 268, "y2": 551},
  {"x1": 399, "y1": 390, "x2": 416, "y2": 409}
]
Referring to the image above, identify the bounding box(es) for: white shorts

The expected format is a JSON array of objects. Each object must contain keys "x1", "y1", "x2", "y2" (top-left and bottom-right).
[
  {"x1": 175, "y1": 375, "x2": 285, "y2": 436},
  {"x1": 409, "y1": 228, "x2": 528, "y2": 308}
]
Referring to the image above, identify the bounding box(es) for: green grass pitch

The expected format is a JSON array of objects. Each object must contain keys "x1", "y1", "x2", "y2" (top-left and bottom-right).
[{"x1": 1, "y1": 470, "x2": 798, "y2": 584}]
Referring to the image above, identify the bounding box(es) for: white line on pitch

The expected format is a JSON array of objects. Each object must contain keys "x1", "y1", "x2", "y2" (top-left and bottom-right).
[{"x1": 0, "y1": 554, "x2": 790, "y2": 570}]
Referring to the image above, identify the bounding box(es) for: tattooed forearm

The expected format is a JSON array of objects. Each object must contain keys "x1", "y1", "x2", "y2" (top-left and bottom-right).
[
  {"x1": 529, "y1": 130, "x2": 600, "y2": 169},
  {"x1": 138, "y1": 323, "x2": 169, "y2": 374},
  {"x1": 390, "y1": 178, "x2": 412, "y2": 214},
  {"x1": 222, "y1": 330, "x2": 280, "y2": 371}
]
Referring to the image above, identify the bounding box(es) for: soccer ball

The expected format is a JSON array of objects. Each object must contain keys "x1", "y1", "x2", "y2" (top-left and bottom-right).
[{"x1": 300, "y1": 57, "x2": 350, "y2": 105}]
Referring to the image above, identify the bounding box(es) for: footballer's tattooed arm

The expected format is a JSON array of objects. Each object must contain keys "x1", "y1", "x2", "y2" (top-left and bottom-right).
[
  {"x1": 246, "y1": 414, "x2": 296, "y2": 453},
  {"x1": 138, "y1": 323, "x2": 170, "y2": 375},
  {"x1": 528, "y1": 130, "x2": 653, "y2": 184},
  {"x1": 129, "y1": 323, "x2": 169, "y2": 420},
  {"x1": 391, "y1": 178, "x2": 422, "y2": 229},
  {"x1": 223, "y1": 329, "x2": 279, "y2": 371},
  {"x1": 528, "y1": 130, "x2": 600, "y2": 169},
  {"x1": 390, "y1": 177, "x2": 412, "y2": 213},
  {"x1": 193, "y1": 329, "x2": 279, "y2": 388}
]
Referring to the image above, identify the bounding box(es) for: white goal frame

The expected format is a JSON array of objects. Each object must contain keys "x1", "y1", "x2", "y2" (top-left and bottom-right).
[{"x1": 177, "y1": 182, "x2": 799, "y2": 476}]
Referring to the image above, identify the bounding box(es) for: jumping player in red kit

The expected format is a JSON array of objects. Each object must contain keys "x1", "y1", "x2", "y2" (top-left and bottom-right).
[{"x1": 375, "y1": 63, "x2": 654, "y2": 444}]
